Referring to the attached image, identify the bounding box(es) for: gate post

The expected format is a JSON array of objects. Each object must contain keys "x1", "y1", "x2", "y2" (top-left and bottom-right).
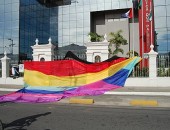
[
  {"x1": 1, "y1": 51, "x2": 10, "y2": 78},
  {"x1": 148, "y1": 44, "x2": 158, "y2": 78}
]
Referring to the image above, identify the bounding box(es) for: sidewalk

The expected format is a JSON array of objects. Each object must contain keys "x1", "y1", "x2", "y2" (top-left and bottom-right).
[
  {"x1": 1, "y1": 84, "x2": 170, "y2": 94},
  {"x1": 59, "y1": 87, "x2": 170, "y2": 108},
  {"x1": 1, "y1": 84, "x2": 170, "y2": 108},
  {"x1": 0, "y1": 84, "x2": 23, "y2": 92}
]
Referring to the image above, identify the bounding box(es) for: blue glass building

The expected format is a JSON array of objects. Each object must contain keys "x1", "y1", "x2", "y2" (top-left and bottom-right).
[
  {"x1": 154, "y1": 0, "x2": 170, "y2": 54},
  {"x1": 0, "y1": 0, "x2": 169, "y2": 63},
  {"x1": 0, "y1": 0, "x2": 19, "y2": 62}
]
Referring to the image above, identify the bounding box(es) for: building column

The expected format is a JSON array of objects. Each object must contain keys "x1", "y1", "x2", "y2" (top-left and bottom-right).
[
  {"x1": 1, "y1": 51, "x2": 10, "y2": 78},
  {"x1": 86, "y1": 53, "x2": 93, "y2": 62}
]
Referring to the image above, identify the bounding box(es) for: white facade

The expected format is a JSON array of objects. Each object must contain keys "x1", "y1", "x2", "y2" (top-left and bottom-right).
[
  {"x1": 31, "y1": 38, "x2": 56, "y2": 61},
  {"x1": 85, "y1": 35, "x2": 109, "y2": 62},
  {"x1": 86, "y1": 42, "x2": 109, "y2": 62}
]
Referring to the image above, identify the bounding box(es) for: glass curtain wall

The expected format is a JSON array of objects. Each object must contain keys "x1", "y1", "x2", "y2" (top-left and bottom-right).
[
  {"x1": 19, "y1": 0, "x2": 58, "y2": 60},
  {"x1": 1, "y1": 0, "x2": 133, "y2": 61},
  {"x1": 0, "y1": 0, "x2": 19, "y2": 62},
  {"x1": 154, "y1": 0, "x2": 170, "y2": 54},
  {"x1": 57, "y1": 0, "x2": 132, "y2": 56},
  {"x1": 19, "y1": 0, "x2": 132, "y2": 60}
]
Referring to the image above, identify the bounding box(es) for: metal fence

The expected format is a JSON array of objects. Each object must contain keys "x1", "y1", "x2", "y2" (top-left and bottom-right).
[
  {"x1": 54, "y1": 54, "x2": 87, "y2": 61},
  {"x1": 129, "y1": 59, "x2": 149, "y2": 78},
  {"x1": 157, "y1": 54, "x2": 170, "y2": 77},
  {"x1": 1, "y1": 54, "x2": 170, "y2": 78},
  {"x1": 129, "y1": 54, "x2": 170, "y2": 77}
]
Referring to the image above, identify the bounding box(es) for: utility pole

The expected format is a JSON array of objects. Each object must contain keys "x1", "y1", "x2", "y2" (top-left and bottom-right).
[{"x1": 8, "y1": 38, "x2": 15, "y2": 54}]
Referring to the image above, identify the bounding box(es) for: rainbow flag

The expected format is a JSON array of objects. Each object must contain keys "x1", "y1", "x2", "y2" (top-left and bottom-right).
[{"x1": 0, "y1": 55, "x2": 141, "y2": 103}]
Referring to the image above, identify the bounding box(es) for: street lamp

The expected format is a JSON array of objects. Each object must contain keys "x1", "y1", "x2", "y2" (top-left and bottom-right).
[{"x1": 8, "y1": 38, "x2": 15, "y2": 54}]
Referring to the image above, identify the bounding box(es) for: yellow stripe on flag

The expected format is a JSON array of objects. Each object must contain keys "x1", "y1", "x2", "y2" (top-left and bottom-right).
[{"x1": 24, "y1": 57, "x2": 138, "y2": 87}]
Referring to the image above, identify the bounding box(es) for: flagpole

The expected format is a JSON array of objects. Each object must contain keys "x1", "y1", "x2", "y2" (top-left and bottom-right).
[
  {"x1": 141, "y1": 0, "x2": 144, "y2": 67},
  {"x1": 142, "y1": 0, "x2": 144, "y2": 54},
  {"x1": 150, "y1": 1, "x2": 153, "y2": 45},
  {"x1": 151, "y1": 15, "x2": 152, "y2": 45},
  {"x1": 132, "y1": 1, "x2": 135, "y2": 57},
  {"x1": 128, "y1": 18, "x2": 131, "y2": 57}
]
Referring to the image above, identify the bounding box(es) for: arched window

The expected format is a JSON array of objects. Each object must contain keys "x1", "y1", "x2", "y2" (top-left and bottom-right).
[
  {"x1": 40, "y1": 57, "x2": 45, "y2": 61},
  {"x1": 95, "y1": 55, "x2": 101, "y2": 63}
]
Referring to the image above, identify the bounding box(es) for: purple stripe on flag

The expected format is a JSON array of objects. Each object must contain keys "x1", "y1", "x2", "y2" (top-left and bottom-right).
[
  {"x1": 64, "y1": 80, "x2": 121, "y2": 97},
  {"x1": 0, "y1": 80, "x2": 121, "y2": 103}
]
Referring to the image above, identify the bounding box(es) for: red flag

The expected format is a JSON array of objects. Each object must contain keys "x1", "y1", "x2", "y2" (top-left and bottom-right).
[
  {"x1": 128, "y1": 8, "x2": 133, "y2": 18},
  {"x1": 122, "y1": 8, "x2": 133, "y2": 19}
]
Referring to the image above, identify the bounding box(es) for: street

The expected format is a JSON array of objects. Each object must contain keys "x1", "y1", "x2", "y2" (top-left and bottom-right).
[{"x1": 0, "y1": 102, "x2": 170, "y2": 130}]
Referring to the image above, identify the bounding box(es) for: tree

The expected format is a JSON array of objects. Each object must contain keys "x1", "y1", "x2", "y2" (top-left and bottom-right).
[
  {"x1": 88, "y1": 32, "x2": 103, "y2": 42},
  {"x1": 108, "y1": 30, "x2": 127, "y2": 56}
]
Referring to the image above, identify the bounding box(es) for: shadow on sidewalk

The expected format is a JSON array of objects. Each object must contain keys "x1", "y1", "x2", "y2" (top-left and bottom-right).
[{"x1": 2, "y1": 112, "x2": 51, "y2": 130}]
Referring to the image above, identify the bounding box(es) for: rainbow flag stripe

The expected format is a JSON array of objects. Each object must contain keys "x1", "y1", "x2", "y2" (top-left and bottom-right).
[{"x1": 0, "y1": 56, "x2": 141, "y2": 103}]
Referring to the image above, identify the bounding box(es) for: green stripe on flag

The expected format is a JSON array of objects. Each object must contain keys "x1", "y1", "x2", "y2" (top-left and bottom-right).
[
  {"x1": 148, "y1": 10, "x2": 152, "y2": 21},
  {"x1": 138, "y1": 0, "x2": 142, "y2": 9}
]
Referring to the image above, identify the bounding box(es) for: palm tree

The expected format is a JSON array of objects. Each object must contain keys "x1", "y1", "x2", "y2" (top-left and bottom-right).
[
  {"x1": 88, "y1": 32, "x2": 103, "y2": 42},
  {"x1": 108, "y1": 30, "x2": 127, "y2": 56}
]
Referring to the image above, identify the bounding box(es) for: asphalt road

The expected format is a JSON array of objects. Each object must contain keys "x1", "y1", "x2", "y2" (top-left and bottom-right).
[{"x1": 0, "y1": 102, "x2": 170, "y2": 130}]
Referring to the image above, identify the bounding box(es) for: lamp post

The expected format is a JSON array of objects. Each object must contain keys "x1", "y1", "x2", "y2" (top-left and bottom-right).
[{"x1": 8, "y1": 38, "x2": 15, "y2": 54}]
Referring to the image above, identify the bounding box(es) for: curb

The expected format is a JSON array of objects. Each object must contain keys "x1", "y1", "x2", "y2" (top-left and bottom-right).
[
  {"x1": 105, "y1": 92, "x2": 170, "y2": 96},
  {"x1": 0, "y1": 88, "x2": 19, "y2": 92},
  {"x1": 1, "y1": 88, "x2": 170, "y2": 96}
]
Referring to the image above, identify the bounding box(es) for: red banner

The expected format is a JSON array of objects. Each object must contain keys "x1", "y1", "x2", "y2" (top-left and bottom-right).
[{"x1": 138, "y1": 0, "x2": 154, "y2": 56}]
